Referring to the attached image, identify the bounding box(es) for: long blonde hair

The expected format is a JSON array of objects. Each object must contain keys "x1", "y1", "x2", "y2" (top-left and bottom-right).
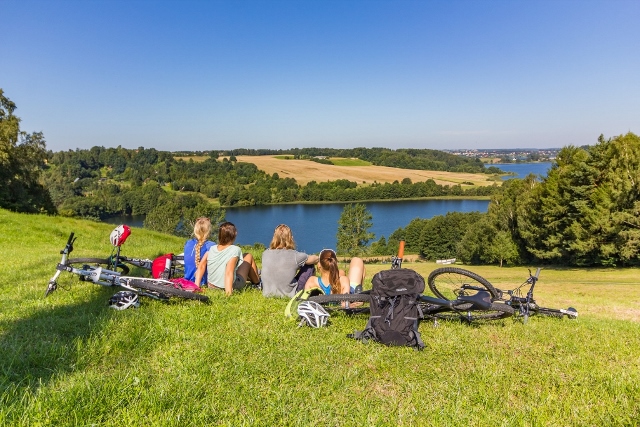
[
  {"x1": 270, "y1": 224, "x2": 295, "y2": 250},
  {"x1": 193, "y1": 217, "x2": 211, "y2": 265},
  {"x1": 319, "y1": 249, "x2": 340, "y2": 294}
]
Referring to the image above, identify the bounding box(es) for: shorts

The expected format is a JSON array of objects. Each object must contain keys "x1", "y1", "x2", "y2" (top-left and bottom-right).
[{"x1": 209, "y1": 274, "x2": 246, "y2": 291}]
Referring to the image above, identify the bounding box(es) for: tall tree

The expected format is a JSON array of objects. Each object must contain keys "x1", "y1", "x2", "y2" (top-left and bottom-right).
[
  {"x1": 486, "y1": 230, "x2": 519, "y2": 267},
  {"x1": 0, "y1": 89, "x2": 54, "y2": 213},
  {"x1": 336, "y1": 203, "x2": 374, "y2": 256}
]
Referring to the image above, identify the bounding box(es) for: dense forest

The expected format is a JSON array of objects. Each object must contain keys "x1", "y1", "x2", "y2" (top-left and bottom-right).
[{"x1": 375, "y1": 132, "x2": 640, "y2": 267}]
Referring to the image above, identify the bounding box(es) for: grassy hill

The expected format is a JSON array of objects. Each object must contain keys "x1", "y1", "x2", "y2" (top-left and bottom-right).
[{"x1": 1, "y1": 209, "x2": 638, "y2": 425}]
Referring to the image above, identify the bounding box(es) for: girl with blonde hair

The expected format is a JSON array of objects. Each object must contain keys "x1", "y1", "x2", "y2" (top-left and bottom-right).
[
  {"x1": 261, "y1": 224, "x2": 318, "y2": 298},
  {"x1": 183, "y1": 217, "x2": 216, "y2": 283}
]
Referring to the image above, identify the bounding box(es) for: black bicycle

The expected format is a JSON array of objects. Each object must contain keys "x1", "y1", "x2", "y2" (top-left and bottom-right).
[
  {"x1": 427, "y1": 267, "x2": 578, "y2": 323},
  {"x1": 46, "y1": 232, "x2": 208, "y2": 303},
  {"x1": 285, "y1": 241, "x2": 514, "y2": 323}
]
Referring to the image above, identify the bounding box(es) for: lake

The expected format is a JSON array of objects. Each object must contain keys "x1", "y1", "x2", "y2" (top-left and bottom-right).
[
  {"x1": 225, "y1": 199, "x2": 490, "y2": 253},
  {"x1": 494, "y1": 162, "x2": 552, "y2": 180},
  {"x1": 104, "y1": 162, "x2": 553, "y2": 253},
  {"x1": 104, "y1": 200, "x2": 490, "y2": 253}
]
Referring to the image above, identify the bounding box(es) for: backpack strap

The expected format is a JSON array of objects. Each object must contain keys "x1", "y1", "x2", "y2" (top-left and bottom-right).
[
  {"x1": 384, "y1": 296, "x2": 398, "y2": 325},
  {"x1": 348, "y1": 317, "x2": 378, "y2": 343}
]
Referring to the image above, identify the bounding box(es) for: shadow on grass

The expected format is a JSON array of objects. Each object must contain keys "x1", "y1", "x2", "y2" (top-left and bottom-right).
[{"x1": 0, "y1": 288, "x2": 114, "y2": 397}]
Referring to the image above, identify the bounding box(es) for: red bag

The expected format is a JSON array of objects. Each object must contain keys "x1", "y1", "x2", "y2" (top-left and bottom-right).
[{"x1": 152, "y1": 253, "x2": 174, "y2": 279}]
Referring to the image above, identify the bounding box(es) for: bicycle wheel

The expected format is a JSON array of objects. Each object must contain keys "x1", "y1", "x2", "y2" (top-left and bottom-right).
[
  {"x1": 432, "y1": 302, "x2": 514, "y2": 322},
  {"x1": 123, "y1": 278, "x2": 209, "y2": 302},
  {"x1": 308, "y1": 293, "x2": 371, "y2": 314},
  {"x1": 67, "y1": 258, "x2": 130, "y2": 275},
  {"x1": 428, "y1": 267, "x2": 500, "y2": 301}
]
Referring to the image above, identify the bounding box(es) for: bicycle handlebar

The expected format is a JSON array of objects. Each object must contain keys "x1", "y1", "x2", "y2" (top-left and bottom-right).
[{"x1": 61, "y1": 232, "x2": 75, "y2": 255}]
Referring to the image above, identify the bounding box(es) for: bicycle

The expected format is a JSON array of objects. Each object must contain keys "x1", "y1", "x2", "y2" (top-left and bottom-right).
[
  {"x1": 46, "y1": 231, "x2": 209, "y2": 303},
  {"x1": 63, "y1": 224, "x2": 185, "y2": 278},
  {"x1": 285, "y1": 241, "x2": 514, "y2": 323},
  {"x1": 427, "y1": 267, "x2": 578, "y2": 323}
]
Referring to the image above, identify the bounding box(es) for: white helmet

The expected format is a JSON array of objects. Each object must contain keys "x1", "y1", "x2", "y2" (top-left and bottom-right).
[
  {"x1": 108, "y1": 291, "x2": 140, "y2": 310},
  {"x1": 297, "y1": 301, "x2": 329, "y2": 328},
  {"x1": 110, "y1": 224, "x2": 131, "y2": 247}
]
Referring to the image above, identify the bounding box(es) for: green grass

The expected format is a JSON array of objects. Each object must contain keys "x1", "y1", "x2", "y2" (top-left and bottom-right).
[{"x1": 1, "y1": 209, "x2": 639, "y2": 426}]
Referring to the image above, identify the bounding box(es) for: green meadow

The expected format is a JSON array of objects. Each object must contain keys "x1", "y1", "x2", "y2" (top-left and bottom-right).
[{"x1": 1, "y1": 209, "x2": 638, "y2": 426}]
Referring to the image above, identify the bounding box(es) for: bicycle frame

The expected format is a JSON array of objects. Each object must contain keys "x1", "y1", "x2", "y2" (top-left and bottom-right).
[
  {"x1": 47, "y1": 232, "x2": 179, "y2": 296},
  {"x1": 47, "y1": 232, "x2": 124, "y2": 295},
  {"x1": 456, "y1": 267, "x2": 578, "y2": 321}
]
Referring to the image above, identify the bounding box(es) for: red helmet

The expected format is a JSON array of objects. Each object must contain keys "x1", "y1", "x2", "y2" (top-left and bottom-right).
[{"x1": 110, "y1": 224, "x2": 131, "y2": 247}]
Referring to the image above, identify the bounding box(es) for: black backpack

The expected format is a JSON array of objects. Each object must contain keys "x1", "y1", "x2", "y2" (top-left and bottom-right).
[{"x1": 351, "y1": 268, "x2": 425, "y2": 350}]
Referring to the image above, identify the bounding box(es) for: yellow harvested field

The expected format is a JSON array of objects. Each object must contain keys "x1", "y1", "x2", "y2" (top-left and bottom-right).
[{"x1": 233, "y1": 156, "x2": 497, "y2": 186}]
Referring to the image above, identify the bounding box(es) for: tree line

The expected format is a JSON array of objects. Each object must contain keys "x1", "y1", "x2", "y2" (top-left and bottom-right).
[
  {"x1": 366, "y1": 132, "x2": 640, "y2": 267},
  {"x1": 41, "y1": 146, "x2": 500, "y2": 220},
  {"x1": 201, "y1": 147, "x2": 503, "y2": 174}
]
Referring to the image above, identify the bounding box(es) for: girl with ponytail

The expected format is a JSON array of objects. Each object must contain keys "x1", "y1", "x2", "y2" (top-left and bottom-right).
[
  {"x1": 304, "y1": 249, "x2": 365, "y2": 295},
  {"x1": 183, "y1": 217, "x2": 216, "y2": 283}
]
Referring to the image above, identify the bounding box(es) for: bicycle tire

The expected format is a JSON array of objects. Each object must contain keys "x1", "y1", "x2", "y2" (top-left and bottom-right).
[
  {"x1": 67, "y1": 258, "x2": 130, "y2": 275},
  {"x1": 428, "y1": 267, "x2": 500, "y2": 301},
  {"x1": 308, "y1": 293, "x2": 371, "y2": 314},
  {"x1": 123, "y1": 278, "x2": 209, "y2": 302},
  {"x1": 432, "y1": 302, "x2": 514, "y2": 322}
]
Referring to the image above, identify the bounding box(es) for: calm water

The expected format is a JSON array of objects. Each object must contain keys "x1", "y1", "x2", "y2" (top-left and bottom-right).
[
  {"x1": 104, "y1": 162, "x2": 552, "y2": 253},
  {"x1": 225, "y1": 199, "x2": 490, "y2": 253},
  {"x1": 494, "y1": 162, "x2": 552, "y2": 180},
  {"x1": 104, "y1": 200, "x2": 489, "y2": 253}
]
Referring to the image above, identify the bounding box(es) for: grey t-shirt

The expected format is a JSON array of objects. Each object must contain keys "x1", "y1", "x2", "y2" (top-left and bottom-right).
[{"x1": 261, "y1": 249, "x2": 309, "y2": 298}]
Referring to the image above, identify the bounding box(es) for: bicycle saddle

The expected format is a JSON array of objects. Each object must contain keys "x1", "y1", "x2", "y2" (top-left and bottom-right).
[{"x1": 456, "y1": 291, "x2": 492, "y2": 310}]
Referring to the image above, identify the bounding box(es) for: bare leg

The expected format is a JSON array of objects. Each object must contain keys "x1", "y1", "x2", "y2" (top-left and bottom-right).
[
  {"x1": 347, "y1": 257, "x2": 365, "y2": 287},
  {"x1": 237, "y1": 253, "x2": 260, "y2": 284}
]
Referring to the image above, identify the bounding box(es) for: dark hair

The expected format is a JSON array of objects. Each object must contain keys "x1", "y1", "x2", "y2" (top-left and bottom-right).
[
  {"x1": 319, "y1": 249, "x2": 340, "y2": 294},
  {"x1": 218, "y1": 222, "x2": 237, "y2": 245}
]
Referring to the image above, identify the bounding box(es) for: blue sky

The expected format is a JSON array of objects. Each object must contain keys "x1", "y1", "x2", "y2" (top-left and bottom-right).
[{"x1": 3, "y1": 0, "x2": 639, "y2": 152}]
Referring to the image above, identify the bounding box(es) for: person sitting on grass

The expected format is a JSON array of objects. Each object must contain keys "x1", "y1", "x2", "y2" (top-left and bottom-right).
[
  {"x1": 194, "y1": 222, "x2": 260, "y2": 296},
  {"x1": 183, "y1": 217, "x2": 216, "y2": 283},
  {"x1": 304, "y1": 249, "x2": 365, "y2": 295},
  {"x1": 261, "y1": 224, "x2": 318, "y2": 298}
]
